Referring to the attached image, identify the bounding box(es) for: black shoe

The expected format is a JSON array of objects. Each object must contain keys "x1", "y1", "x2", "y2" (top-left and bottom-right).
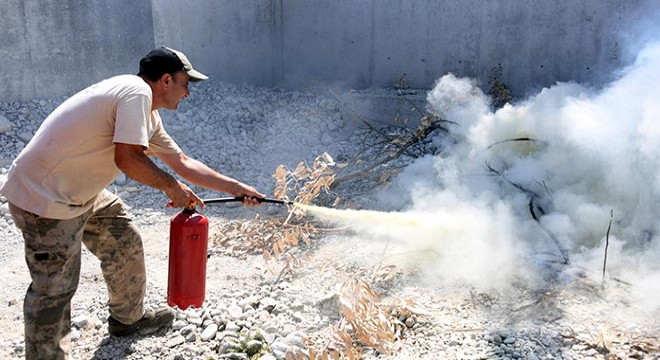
[{"x1": 108, "y1": 307, "x2": 175, "y2": 337}]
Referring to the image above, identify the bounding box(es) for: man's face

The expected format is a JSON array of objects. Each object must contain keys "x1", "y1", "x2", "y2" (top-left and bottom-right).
[{"x1": 164, "y1": 71, "x2": 191, "y2": 110}]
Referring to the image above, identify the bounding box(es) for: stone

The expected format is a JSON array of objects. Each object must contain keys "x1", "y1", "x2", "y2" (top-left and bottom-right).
[
  {"x1": 259, "y1": 297, "x2": 277, "y2": 313},
  {"x1": 185, "y1": 332, "x2": 196, "y2": 342},
  {"x1": 201, "y1": 323, "x2": 218, "y2": 341},
  {"x1": 270, "y1": 340, "x2": 289, "y2": 354},
  {"x1": 262, "y1": 332, "x2": 276, "y2": 344},
  {"x1": 284, "y1": 331, "x2": 305, "y2": 348},
  {"x1": 238, "y1": 296, "x2": 259, "y2": 310},
  {"x1": 503, "y1": 337, "x2": 516, "y2": 344},
  {"x1": 172, "y1": 320, "x2": 187, "y2": 330},
  {"x1": 218, "y1": 336, "x2": 241, "y2": 353},
  {"x1": 222, "y1": 353, "x2": 248, "y2": 360},
  {"x1": 180, "y1": 324, "x2": 196, "y2": 336},
  {"x1": 166, "y1": 335, "x2": 185, "y2": 348},
  {"x1": 71, "y1": 314, "x2": 89, "y2": 329},
  {"x1": 188, "y1": 316, "x2": 203, "y2": 326},
  {"x1": 0, "y1": 114, "x2": 11, "y2": 133},
  {"x1": 291, "y1": 311, "x2": 305, "y2": 322},
  {"x1": 264, "y1": 324, "x2": 279, "y2": 334},
  {"x1": 228, "y1": 304, "x2": 243, "y2": 319},
  {"x1": 225, "y1": 321, "x2": 241, "y2": 332},
  {"x1": 405, "y1": 316, "x2": 416, "y2": 328},
  {"x1": 245, "y1": 339, "x2": 264, "y2": 356}
]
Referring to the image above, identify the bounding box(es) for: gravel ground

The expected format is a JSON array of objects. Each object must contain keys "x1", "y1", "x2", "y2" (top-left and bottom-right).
[{"x1": 1, "y1": 79, "x2": 659, "y2": 360}]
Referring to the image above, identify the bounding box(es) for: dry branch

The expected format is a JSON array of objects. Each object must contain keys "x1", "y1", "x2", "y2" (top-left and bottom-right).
[
  {"x1": 485, "y1": 161, "x2": 569, "y2": 264},
  {"x1": 486, "y1": 137, "x2": 547, "y2": 150},
  {"x1": 602, "y1": 208, "x2": 613, "y2": 287},
  {"x1": 333, "y1": 113, "x2": 449, "y2": 187},
  {"x1": 327, "y1": 88, "x2": 419, "y2": 158}
]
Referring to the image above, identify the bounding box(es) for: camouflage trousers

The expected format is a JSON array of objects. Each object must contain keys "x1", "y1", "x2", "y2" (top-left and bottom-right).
[{"x1": 9, "y1": 189, "x2": 146, "y2": 360}]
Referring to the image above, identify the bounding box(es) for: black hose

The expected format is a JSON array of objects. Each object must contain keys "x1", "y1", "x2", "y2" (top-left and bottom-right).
[{"x1": 202, "y1": 197, "x2": 294, "y2": 206}]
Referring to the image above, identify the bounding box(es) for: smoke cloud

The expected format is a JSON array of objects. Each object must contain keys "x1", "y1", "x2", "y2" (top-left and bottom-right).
[{"x1": 317, "y1": 42, "x2": 660, "y2": 310}]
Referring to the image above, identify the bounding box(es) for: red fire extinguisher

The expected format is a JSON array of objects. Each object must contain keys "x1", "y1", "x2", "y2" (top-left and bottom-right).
[
  {"x1": 167, "y1": 205, "x2": 209, "y2": 309},
  {"x1": 167, "y1": 197, "x2": 291, "y2": 309}
]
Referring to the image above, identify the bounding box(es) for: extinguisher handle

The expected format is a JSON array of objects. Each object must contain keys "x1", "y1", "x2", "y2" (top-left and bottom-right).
[{"x1": 202, "y1": 197, "x2": 294, "y2": 206}]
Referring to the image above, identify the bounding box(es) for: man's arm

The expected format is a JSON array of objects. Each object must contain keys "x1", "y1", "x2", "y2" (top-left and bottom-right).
[
  {"x1": 114, "y1": 143, "x2": 203, "y2": 207},
  {"x1": 156, "y1": 151, "x2": 264, "y2": 206}
]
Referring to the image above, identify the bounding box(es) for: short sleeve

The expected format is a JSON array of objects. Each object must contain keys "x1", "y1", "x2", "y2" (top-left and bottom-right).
[
  {"x1": 113, "y1": 92, "x2": 151, "y2": 148},
  {"x1": 145, "y1": 111, "x2": 182, "y2": 155}
]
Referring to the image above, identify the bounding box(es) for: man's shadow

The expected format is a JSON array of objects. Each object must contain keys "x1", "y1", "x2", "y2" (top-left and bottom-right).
[{"x1": 91, "y1": 327, "x2": 169, "y2": 359}]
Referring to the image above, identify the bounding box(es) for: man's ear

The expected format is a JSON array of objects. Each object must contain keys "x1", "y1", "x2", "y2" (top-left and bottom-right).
[{"x1": 161, "y1": 73, "x2": 172, "y2": 88}]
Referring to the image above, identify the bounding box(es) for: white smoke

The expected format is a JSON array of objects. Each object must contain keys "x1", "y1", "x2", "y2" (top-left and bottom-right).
[{"x1": 361, "y1": 42, "x2": 660, "y2": 308}]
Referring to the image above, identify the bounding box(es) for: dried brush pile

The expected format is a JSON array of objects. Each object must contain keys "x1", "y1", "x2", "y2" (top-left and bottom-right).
[{"x1": 206, "y1": 90, "x2": 456, "y2": 358}]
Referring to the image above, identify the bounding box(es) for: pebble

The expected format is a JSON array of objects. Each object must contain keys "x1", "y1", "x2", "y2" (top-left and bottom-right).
[
  {"x1": 166, "y1": 335, "x2": 185, "y2": 348},
  {"x1": 284, "y1": 331, "x2": 305, "y2": 348},
  {"x1": 245, "y1": 339, "x2": 264, "y2": 355},
  {"x1": 270, "y1": 341, "x2": 289, "y2": 354},
  {"x1": 264, "y1": 324, "x2": 279, "y2": 334},
  {"x1": 70, "y1": 328, "x2": 81, "y2": 341},
  {"x1": 225, "y1": 321, "x2": 241, "y2": 332},
  {"x1": 0, "y1": 114, "x2": 11, "y2": 133},
  {"x1": 179, "y1": 324, "x2": 196, "y2": 336},
  {"x1": 71, "y1": 314, "x2": 89, "y2": 329},
  {"x1": 201, "y1": 323, "x2": 218, "y2": 341},
  {"x1": 228, "y1": 305, "x2": 243, "y2": 319},
  {"x1": 172, "y1": 320, "x2": 187, "y2": 330},
  {"x1": 184, "y1": 332, "x2": 196, "y2": 342},
  {"x1": 187, "y1": 316, "x2": 203, "y2": 326}
]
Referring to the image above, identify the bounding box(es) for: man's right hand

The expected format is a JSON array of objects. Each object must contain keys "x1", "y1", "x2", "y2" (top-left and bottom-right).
[{"x1": 230, "y1": 182, "x2": 265, "y2": 207}]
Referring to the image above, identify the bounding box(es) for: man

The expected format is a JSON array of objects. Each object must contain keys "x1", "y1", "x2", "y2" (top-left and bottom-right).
[{"x1": 0, "y1": 47, "x2": 264, "y2": 359}]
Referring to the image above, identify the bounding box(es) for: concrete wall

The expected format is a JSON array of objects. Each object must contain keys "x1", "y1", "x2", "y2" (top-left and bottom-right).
[
  {"x1": 152, "y1": 0, "x2": 659, "y2": 97},
  {"x1": 0, "y1": 0, "x2": 153, "y2": 101},
  {"x1": 151, "y1": 1, "x2": 277, "y2": 87},
  {"x1": 2, "y1": 0, "x2": 659, "y2": 101}
]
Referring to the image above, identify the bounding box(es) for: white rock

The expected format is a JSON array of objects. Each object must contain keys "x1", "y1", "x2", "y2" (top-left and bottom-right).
[
  {"x1": 172, "y1": 320, "x2": 187, "y2": 330},
  {"x1": 18, "y1": 131, "x2": 33, "y2": 142},
  {"x1": 70, "y1": 328, "x2": 81, "y2": 341},
  {"x1": 166, "y1": 335, "x2": 185, "y2": 348},
  {"x1": 71, "y1": 314, "x2": 89, "y2": 329},
  {"x1": 185, "y1": 332, "x2": 196, "y2": 342},
  {"x1": 264, "y1": 324, "x2": 279, "y2": 334},
  {"x1": 270, "y1": 340, "x2": 289, "y2": 354},
  {"x1": 225, "y1": 321, "x2": 241, "y2": 332},
  {"x1": 180, "y1": 324, "x2": 196, "y2": 336},
  {"x1": 240, "y1": 308, "x2": 255, "y2": 320},
  {"x1": 202, "y1": 319, "x2": 214, "y2": 328},
  {"x1": 228, "y1": 304, "x2": 243, "y2": 319},
  {"x1": 262, "y1": 332, "x2": 276, "y2": 344},
  {"x1": 284, "y1": 331, "x2": 305, "y2": 348},
  {"x1": 0, "y1": 114, "x2": 11, "y2": 133},
  {"x1": 201, "y1": 323, "x2": 218, "y2": 341},
  {"x1": 188, "y1": 316, "x2": 203, "y2": 326}
]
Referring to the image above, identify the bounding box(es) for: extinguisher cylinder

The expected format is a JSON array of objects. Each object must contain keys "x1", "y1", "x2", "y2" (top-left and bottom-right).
[{"x1": 167, "y1": 208, "x2": 209, "y2": 309}]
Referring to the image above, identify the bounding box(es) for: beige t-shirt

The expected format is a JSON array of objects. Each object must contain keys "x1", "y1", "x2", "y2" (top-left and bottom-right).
[{"x1": 0, "y1": 75, "x2": 181, "y2": 219}]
